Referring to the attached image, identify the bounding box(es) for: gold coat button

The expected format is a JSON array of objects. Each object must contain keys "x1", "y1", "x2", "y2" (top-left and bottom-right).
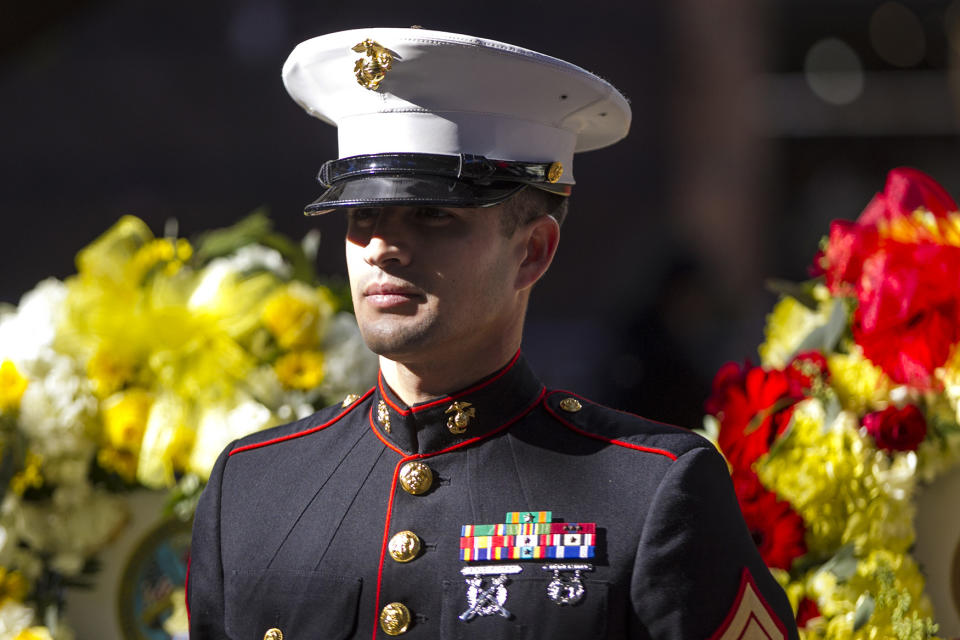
[
  {"x1": 264, "y1": 629, "x2": 283, "y2": 640},
  {"x1": 398, "y1": 461, "x2": 433, "y2": 495},
  {"x1": 559, "y1": 397, "x2": 582, "y2": 412},
  {"x1": 388, "y1": 530, "x2": 422, "y2": 563},
  {"x1": 380, "y1": 602, "x2": 412, "y2": 635}
]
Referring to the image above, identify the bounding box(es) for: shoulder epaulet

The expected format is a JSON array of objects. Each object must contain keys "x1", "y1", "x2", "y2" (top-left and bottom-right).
[
  {"x1": 542, "y1": 390, "x2": 712, "y2": 462},
  {"x1": 229, "y1": 388, "x2": 374, "y2": 456}
]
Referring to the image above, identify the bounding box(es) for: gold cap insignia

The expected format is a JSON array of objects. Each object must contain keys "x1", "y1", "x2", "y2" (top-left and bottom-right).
[
  {"x1": 445, "y1": 401, "x2": 476, "y2": 435},
  {"x1": 352, "y1": 39, "x2": 394, "y2": 91},
  {"x1": 547, "y1": 162, "x2": 564, "y2": 183}
]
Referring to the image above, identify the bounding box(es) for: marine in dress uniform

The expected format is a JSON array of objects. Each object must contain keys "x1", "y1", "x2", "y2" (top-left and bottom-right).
[{"x1": 187, "y1": 28, "x2": 800, "y2": 640}]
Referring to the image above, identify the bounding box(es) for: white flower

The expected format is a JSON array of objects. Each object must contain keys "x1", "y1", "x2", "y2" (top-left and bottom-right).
[
  {"x1": 188, "y1": 395, "x2": 275, "y2": 478},
  {"x1": 0, "y1": 600, "x2": 35, "y2": 639},
  {"x1": 189, "y1": 246, "x2": 290, "y2": 309},
  {"x1": 17, "y1": 353, "x2": 97, "y2": 460},
  {"x1": 0, "y1": 279, "x2": 66, "y2": 371},
  {"x1": 317, "y1": 312, "x2": 379, "y2": 402}
]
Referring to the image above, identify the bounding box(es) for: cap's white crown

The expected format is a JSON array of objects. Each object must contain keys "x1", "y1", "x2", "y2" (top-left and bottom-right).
[{"x1": 282, "y1": 28, "x2": 631, "y2": 185}]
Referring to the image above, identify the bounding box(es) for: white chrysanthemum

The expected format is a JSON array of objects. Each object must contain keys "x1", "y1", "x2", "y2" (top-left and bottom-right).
[
  {"x1": 0, "y1": 279, "x2": 67, "y2": 371},
  {"x1": 317, "y1": 312, "x2": 378, "y2": 401},
  {"x1": 0, "y1": 600, "x2": 35, "y2": 639},
  {"x1": 17, "y1": 353, "x2": 97, "y2": 459},
  {"x1": 188, "y1": 395, "x2": 275, "y2": 479},
  {"x1": 11, "y1": 486, "x2": 127, "y2": 576}
]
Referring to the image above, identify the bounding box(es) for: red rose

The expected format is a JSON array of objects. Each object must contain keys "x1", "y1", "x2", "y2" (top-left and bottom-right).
[
  {"x1": 796, "y1": 597, "x2": 821, "y2": 628},
  {"x1": 818, "y1": 168, "x2": 960, "y2": 389},
  {"x1": 706, "y1": 362, "x2": 801, "y2": 471},
  {"x1": 731, "y1": 469, "x2": 807, "y2": 570},
  {"x1": 852, "y1": 242, "x2": 960, "y2": 388},
  {"x1": 862, "y1": 404, "x2": 927, "y2": 452}
]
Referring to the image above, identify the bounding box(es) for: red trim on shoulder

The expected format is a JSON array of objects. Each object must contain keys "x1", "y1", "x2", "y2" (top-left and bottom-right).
[
  {"x1": 543, "y1": 390, "x2": 678, "y2": 461},
  {"x1": 228, "y1": 387, "x2": 375, "y2": 456},
  {"x1": 184, "y1": 555, "x2": 190, "y2": 622},
  {"x1": 707, "y1": 568, "x2": 789, "y2": 640},
  {"x1": 378, "y1": 350, "x2": 523, "y2": 415}
]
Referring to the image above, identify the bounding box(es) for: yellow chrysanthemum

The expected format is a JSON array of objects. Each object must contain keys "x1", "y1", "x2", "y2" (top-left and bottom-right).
[
  {"x1": 756, "y1": 399, "x2": 915, "y2": 557},
  {"x1": 262, "y1": 282, "x2": 335, "y2": 350},
  {"x1": 274, "y1": 350, "x2": 325, "y2": 390},
  {"x1": 129, "y1": 238, "x2": 193, "y2": 282},
  {"x1": 827, "y1": 347, "x2": 889, "y2": 414},
  {"x1": 9, "y1": 452, "x2": 43, "y2": 496},
  {"x1": 805, "y1": 550, "x2": 935, "y2": 639},
  {"x1": 86, "y1": 348, "x2": 138, "y2": 398},
  {"x1": 13, "y1": 628, "x2": 55, "y2": 640},
  {"x1": 0, "y1": 568, "x2": 29, "y2": 604},
  {"x1": 759, "y1": 290, "x2": 835, "y2": 369},
  {"x1": 102, "y1": 389, "x2": 153, "y2": 452},
  {"x1": 97, "y1": 447, "x2": 140, "y2": 484},
  {"x1": 0, "y1": 360, "x2": 29, "y2": 412}
]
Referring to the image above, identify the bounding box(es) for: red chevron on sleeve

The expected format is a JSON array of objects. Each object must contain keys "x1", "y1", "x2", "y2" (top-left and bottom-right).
[{"x1": 708, "y1": 568, "x2": 788, "y2": 640}]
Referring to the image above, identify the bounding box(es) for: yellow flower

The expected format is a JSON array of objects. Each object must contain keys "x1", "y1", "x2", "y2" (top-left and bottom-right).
[
  {"x1": 759, "y1": 290, "x2": 835, "y2": 369},
  {"x1": 86, "y1": 348, "x2": 137, "y2": 398},
  {"x1": 0, "y1": 568, "x2": 29, "y2": 604},
  {"x1": 102, "y1": 389, "x2": 153, "y2": 452},
  {"x1": 129, "y1": 238, "x2": 193, "y2": 282},
  {"x1": 136, "y1": 394, "x2": 196, "y2": 488},
  {"x1": 262, "y1": 282, "x2": 335, "y2": 350},
  {"x1": 0, "y1": 360, "x2": 28, "y2": 412},
  {"x1": 9, "y1": 452, "x2": 43, "y2": 496},
  {"x1": 827, "y1": 347, "x2": 889, "y2": 414},
  {"x1": 274, "y1": 351, "x2": 325, "y2": 390},
  {"x1": 97, "y1": 447, "x2": 140, "y2": 484},
  {"x1": 756, "y1": 399, "x2": 915, "y2": 557},
  {"x1": 14, "y1": 628, "x2": 54, "y2": 640}
]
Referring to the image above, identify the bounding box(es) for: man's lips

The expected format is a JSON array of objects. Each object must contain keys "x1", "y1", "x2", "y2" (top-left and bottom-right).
[{"x1": 362, "y1": 282, "x2": 424, "y2": 308}]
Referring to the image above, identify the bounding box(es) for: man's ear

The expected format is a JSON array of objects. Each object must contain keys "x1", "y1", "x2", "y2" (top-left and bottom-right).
[{"x1": 515, "y1": 214, "x2": 561, "y2": 291}]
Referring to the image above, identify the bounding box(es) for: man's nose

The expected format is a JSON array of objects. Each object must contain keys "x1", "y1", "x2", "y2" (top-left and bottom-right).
[{"x1": 362, "y1": 215, "x2": 412, "y2": 268}]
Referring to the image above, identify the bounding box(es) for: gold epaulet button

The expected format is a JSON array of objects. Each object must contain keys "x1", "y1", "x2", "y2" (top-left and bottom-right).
[
  {"x1": 342, "y1": 393, "x2": 360, "y2": 407},
  {"x1": 264, "y1": 629, "x2": 283, "y2": 640},
  {"x1": 559, "y1": 397, "x2": 583, "y2": 413}
]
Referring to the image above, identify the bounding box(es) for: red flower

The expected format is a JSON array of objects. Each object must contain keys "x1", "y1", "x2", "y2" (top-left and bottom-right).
[
  {"x1": 818, "y1": 168, "x2": 960, "y2": 389},
  {"x1": 796, "y1": 597, "x2": 821, "y2": 628},
  {"x1": 706, "y1": 356, "x2": 825, "y2": 472},
  {"x1": 731, "y1": 469, "x2": 807, "y2": 570},
  {"x1": 862, "y1": 404, "x2": 927, "y2": 452}
]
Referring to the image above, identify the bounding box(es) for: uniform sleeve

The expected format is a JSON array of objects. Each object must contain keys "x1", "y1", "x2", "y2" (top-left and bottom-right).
[
  {"x1": 187, "y1": 441, "x2": 234, "y2": 640},
  {"x1": 629, "y1": 446, "x2": 799, "y2": 640}
]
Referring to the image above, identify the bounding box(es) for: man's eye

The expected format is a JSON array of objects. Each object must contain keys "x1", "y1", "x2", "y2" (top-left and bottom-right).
[
  {"x1": 348, "y1": 209, "x2": 378, "y2": 225},
  {"x1": 415, "y1": 208, "x2": 453, "y2": 223}
]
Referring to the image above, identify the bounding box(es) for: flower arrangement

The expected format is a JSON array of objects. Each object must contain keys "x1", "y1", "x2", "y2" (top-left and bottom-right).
[
  {"x1": 0, "y1": 213, "x2": 377, "y2": 639},
  {"x1": 703, "y1": 168, "x2": 960, "y2": 639}
]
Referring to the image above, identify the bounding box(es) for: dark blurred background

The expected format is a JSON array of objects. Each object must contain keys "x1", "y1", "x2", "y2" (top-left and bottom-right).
[{"x1": 3, "y1": 0, "x2": 959, "y2": 429}]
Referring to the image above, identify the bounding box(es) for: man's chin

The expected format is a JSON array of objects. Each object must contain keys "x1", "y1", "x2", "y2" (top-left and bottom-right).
[{"x1": 358, "y1": 321, "x2": 437, "y2": 360}]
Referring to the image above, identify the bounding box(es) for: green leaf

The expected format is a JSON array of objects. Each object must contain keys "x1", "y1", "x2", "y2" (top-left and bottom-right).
[
  {"x1": 192, "y1": 210, "x2": 274, "y2": 263},
  {"x1": 764, "y1": 278, "x2": 822, "y2": 310},
  {"x1": 822, "y1": 544, "x2": 857, "y2": 581},
  {"x1": 854, "y1": 592, "x2": 875, "y2": 631},
  {"x1": 788, "y1": 299, "x2": 847, "y2": 359}
]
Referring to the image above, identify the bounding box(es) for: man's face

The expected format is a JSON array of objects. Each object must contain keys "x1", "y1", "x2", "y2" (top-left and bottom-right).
[{"x1": 345, "y1": 204, "x2": 526, "y2": 364}]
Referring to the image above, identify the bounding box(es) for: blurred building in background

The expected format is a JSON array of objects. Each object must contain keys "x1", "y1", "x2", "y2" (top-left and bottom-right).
[{"x1": 2, "y1": 0, "x2": 959, "y2": 429}]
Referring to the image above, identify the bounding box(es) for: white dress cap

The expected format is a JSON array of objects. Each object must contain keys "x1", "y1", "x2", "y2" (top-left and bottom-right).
[{"x1": 282, "y1": 28, "x2": 631, "y2": 213}]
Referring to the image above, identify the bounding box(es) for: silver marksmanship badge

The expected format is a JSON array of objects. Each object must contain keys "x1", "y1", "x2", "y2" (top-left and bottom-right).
[
  {"x1": 458, "y1": 564, "x2": 523, "y2": 621},
  {"x1": 542, "y1": 563, "x2": 593, "y2": 605}
]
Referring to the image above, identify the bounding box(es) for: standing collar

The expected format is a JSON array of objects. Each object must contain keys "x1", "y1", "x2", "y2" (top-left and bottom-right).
[{"x1": 370, "y1": 351, "x2": 544, "y2": 455}]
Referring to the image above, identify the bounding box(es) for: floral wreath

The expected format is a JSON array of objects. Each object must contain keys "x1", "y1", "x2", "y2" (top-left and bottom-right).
[
  {"x1": 0, "y1": 213, "x2": 378, "y2": 639},
  {"x1": 703, "y1": 167, "x2": 960, "y2": 639}
]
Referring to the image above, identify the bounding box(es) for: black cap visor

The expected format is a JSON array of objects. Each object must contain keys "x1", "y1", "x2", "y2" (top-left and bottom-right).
[{"x1": 304, "y1": 175, "x2": 527, "y2": 215}]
